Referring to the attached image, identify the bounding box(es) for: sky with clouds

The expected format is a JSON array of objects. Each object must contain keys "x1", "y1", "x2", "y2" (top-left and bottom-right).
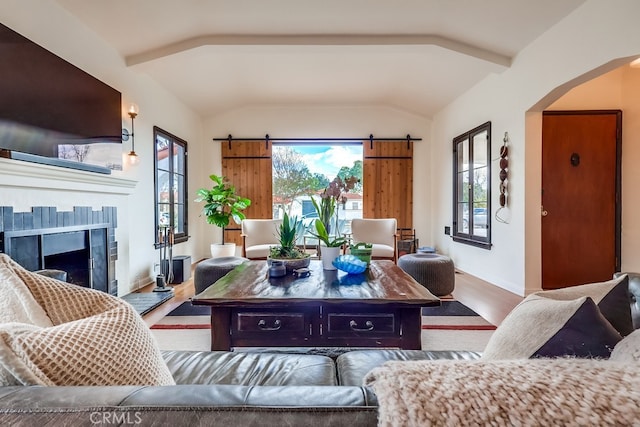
[{"x1": 284, "y1": 145, "x2": 362, "y2": 180}]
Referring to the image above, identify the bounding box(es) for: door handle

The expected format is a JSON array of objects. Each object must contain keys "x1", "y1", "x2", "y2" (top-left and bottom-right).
[{"x1": 541, "y1": 206, "x2": 548, "y2": 217}]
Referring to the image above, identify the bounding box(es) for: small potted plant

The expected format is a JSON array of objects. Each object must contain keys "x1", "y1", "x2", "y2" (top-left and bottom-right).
[
  {"x1": 195, "y1": 174, "x2": 251, "y2": 258},
  {"x1": 269, "y1": 212, "x2": 311, "y2": 272},
  {"x1": 309, "y1": 219, "x2": 345, "y2": 270}
]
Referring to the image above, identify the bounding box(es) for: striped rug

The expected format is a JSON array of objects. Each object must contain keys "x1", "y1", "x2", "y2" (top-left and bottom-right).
[{"x1": 150, "y1": 299, "x2": 496, "y2": 352}]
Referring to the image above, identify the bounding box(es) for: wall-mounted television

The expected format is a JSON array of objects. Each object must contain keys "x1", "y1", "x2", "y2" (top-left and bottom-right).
[{"x1": 0, "y1": 22, "x2": 122, "y2": 173}]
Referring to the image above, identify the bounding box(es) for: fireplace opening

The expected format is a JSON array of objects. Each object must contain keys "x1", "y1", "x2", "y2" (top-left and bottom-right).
[{"x1": 44, "y1": 249, "x2": 90, "y2": 288}]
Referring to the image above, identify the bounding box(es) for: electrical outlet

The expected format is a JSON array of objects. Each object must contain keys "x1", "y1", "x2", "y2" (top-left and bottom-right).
[{"x1": 444, "y1": 226, "x2": 451, "y2": 235}]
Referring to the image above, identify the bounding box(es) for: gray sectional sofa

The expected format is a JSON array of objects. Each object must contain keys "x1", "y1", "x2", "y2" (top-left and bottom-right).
[
  {"x1": 0, "y1": 349, "x2": 481, "y2": 426},
  {"x1": 1, "y1": 263, "x2": 638, "y2": 426}
]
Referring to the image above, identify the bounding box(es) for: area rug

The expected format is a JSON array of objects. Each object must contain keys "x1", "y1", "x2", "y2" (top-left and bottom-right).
[{"x1": 150, "y1": 299, "x2": 496, "y2": 352}]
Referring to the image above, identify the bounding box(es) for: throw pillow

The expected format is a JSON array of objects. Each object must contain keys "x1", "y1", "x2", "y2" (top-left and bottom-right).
[
  {"x1": 532, "y1": 275, "x2": 633, "y2": 336},
  {"x1": 481, "y1": 295, "x2": 621, "y2": 360},
  {"x1": 0, "y1": 254, "x2": 175, "y2": 386},
  {"x1": 610, "y1": 328, "x2": 640, "y2": 363}
]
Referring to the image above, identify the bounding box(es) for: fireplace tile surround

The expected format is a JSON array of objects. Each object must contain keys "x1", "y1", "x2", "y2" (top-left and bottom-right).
[{"x1": 0, "y1": 206, "x2": 118, "y2": 295}]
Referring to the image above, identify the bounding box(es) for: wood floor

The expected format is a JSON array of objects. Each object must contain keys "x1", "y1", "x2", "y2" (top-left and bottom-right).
[{"x1": 141, "y1": 260, "x2": 523, "y2": 327}]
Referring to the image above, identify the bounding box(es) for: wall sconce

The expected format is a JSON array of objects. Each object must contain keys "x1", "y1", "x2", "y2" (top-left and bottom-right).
[{"x1": 122, "y1": 104, "x2": 139, "y2": 165}]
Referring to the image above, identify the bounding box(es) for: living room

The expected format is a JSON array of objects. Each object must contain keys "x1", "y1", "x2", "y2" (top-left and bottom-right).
[
  {"x1": 2, "y1": 1, "x2": 640, "y2": 303},
  {"x1": 1, "y1": 1, "x2": 640, "y2": 424}
]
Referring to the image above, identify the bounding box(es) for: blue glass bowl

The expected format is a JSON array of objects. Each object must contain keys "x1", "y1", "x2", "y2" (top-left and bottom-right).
[{"x1": 332, "y1": 254, "x2": 367, "y2": 274}]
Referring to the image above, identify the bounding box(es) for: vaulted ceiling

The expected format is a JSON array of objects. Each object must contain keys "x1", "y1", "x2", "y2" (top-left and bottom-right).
[{"x1": 57, "y1": 0, "x2": 585, "y2": 118}]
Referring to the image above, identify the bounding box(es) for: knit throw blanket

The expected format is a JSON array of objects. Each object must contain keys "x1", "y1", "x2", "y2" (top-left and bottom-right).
[
  {"x1": 364, "y1": 359, "x2": 640, "y2": 427},
  {"x1": 0, "y1": 254, "x2": 174, "y2": 386}
]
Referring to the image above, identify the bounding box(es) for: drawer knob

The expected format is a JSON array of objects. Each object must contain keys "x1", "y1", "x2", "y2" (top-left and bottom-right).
[
  {"x1": 349, "y1": 320, "x2": 374, "y2": 331},
  {"x1": 257, "y1": 319, "x2": 282, "y2": 331}
]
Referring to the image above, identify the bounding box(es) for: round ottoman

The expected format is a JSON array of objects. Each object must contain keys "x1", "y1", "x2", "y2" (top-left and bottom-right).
[
  {"x1": 398, "y1": 253, "x2": 455, "y2": 296},
  {"x1": 194, "y1": 256, "x2": 248, "y2": 294}
]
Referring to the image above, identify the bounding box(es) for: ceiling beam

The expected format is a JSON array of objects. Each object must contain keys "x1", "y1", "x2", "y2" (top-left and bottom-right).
[{"x1": 125, "y1": 34, "x2": 512, "y2": 68}]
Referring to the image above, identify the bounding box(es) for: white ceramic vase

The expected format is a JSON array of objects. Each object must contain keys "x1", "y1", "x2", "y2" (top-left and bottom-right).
[
  {"x1": 321, "y1": 246, "x2": 341, "y2": 270},
  {"x1": 210, "y1": 243, "x2": 236, "y2": 258}
]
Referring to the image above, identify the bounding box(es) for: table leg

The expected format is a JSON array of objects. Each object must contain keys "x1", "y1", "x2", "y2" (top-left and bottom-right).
[
  {"x1": 400, "y1": 307, "x2": 422, "y2": 350},
  {"x1": 210, "y1": 307, "x2": 231, "y2": 351}
]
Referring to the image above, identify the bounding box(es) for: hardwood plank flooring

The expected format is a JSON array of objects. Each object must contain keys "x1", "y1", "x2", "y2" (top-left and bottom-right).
[{"x1": 140, "y1": 259, "x2": 523, "y2": 327}]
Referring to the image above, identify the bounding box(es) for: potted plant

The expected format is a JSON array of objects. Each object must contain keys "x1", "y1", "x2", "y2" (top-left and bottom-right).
[
  {"x1": 309, "y1": 219, "x2": 345, "y2": 270},
  {"x1": 269, "y1": 212, "x2": 311, "y2": 272},
  {"x1": 195, "y1": 174, "x2": 251, "y2": 258}
]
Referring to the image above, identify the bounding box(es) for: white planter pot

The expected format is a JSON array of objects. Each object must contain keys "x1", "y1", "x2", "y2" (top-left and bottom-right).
[
  {"x1": 321, "y1": 246, "x2": 341, "y2": 270},
  {"x1": 210, "y1": 243, "x2": 236, "y2": 258}
]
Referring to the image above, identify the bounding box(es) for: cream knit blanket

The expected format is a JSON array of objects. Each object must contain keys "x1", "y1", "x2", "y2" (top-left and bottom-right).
[
  {"x1": 0, "y1": 254, "x2": 174, "y2": 386},
  {"x1": 364, "y1": 359, "x2": 640, "y2": 427}
]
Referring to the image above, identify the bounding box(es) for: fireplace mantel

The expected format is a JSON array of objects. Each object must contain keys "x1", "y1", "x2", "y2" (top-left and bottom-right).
[{"x1": 0, "y1": 157, "x2": 137, "y2": 195}]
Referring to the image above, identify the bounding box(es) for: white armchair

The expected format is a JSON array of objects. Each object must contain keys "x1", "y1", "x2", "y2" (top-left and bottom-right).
[
  {"x1": 241, "y1": 219, "x2": 282, "y2": 259},
  {"x1": 350, "y1": 218, "x2": 398, "y2": 263}
]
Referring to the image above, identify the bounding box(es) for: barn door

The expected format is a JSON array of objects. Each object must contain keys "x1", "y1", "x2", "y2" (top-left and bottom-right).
[
  {"x1": 362, "y1": 140, "x2": 413, "y2": 230},
  {"x1": 541, "y1": 110, "x2": 621, "y2": 289},
  {"x1": 221, "y1": 140, "x2": 272, "y2": 245}
]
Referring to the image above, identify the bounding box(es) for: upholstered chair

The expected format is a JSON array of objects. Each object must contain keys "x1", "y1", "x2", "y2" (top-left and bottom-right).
[
  {"x1": 350, "y1": 218, "x2": 398, "y2": 263},
  {"x1": 241, "y1": 219, "x2": 282, "y2": 259}
]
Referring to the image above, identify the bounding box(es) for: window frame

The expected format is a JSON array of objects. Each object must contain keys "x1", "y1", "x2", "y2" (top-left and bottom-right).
[
  {"x1": 452, "y1": 121, "x2": 491, "y2": 249},
  {"x1": 153, "y1": 126, "x2": 188, "y2": 247}
]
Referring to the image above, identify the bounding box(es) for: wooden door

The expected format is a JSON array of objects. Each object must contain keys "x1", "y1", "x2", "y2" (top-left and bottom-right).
[
  {"x1": 221, "y1": 140, "x2": 272, "y2": 245},
  {"x1": 362, "y1": 140, "x2": 413, "y2": 230},
  {"x1": 541, "y1": 111, "x2": 621, "y2": 289}
]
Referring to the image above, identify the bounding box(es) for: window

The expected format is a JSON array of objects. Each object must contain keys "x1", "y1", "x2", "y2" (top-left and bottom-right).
[
  {"x1": 452, "y1": 121, "x2": 491, "y2": 249},
  {"x1": 154, "y1": 127, "x2": 188, "y2": 246}
]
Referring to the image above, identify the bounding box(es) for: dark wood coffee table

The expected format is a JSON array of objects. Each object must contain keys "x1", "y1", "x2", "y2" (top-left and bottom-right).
[{"x1": 192, "y1": 260, "x2": 440, "y2": 351}]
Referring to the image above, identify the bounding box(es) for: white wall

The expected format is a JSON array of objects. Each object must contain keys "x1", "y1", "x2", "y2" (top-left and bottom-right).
[
  {"x1": 430, "y1": 0, "x2": 640, "y2": 296},
  {"x1": 197, "y1": 105, "x2": 432, "y2": 258},
  {"x1": 0, "y1": 1, "x2": 204, "y2": 294}
]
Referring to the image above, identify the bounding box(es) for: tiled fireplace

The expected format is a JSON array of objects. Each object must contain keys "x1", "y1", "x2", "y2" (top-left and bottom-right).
[{"x1": 0, "y1": 206, "x2": 118, "y2": 295}]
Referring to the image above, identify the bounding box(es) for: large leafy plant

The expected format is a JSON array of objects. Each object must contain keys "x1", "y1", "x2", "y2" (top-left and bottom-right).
[
  {"x1": 195, "y1": 175, "x2": 251, "y2": 242},
  {"x1": 269, "y1": 212, "x2": 309, "y2": 259}
]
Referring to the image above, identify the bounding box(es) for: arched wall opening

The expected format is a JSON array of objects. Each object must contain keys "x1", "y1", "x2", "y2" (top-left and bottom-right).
[{"x1": 524, "y1": 55, "x2": 640, "y2": 293}]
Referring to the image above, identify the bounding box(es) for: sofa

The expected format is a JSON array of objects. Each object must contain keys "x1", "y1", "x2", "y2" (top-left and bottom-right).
[{"x1": 1, "y1": 254, "x2": 639, "y2": 426}]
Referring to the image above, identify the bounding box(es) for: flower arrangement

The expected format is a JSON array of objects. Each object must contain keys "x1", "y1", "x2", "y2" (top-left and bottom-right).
[{"x1": 311, "y1": 176, "x2": 359, "y2": 234}]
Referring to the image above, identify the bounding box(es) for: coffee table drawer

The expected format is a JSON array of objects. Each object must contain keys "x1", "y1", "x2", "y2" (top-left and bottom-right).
[
  {"x1": 234, "y1": 311, "x2": 307, "y2": 333},
  {"x1": 326, "y1": 312, "x2": 397, "y2": 335}
]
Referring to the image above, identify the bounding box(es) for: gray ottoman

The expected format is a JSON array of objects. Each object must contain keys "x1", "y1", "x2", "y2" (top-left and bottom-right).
[
  {"x1": 194, "y1": 256, "x2": 248, "y2": 294},
  {"x1": 398, "y1": 253, "x2": 455, "y2": 296}
]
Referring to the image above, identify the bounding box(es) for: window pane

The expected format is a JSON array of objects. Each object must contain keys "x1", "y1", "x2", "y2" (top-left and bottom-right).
[
  {"x1": 457, "y1": 172, "x2": 469, "y2": 203},
  {"x1": 156, "y1": 136, "x2": 170, "y2": 170},
  {"x1": 473, "y1": 131, "x2": 487, "y2": 167},
  {"x1": 158, "y1": 204, "x2": 171, "y2": 227},
  {"x1": 173, "y1": 143, "x2": 185, "y2": 173},
  {"x1": 473, "y1": 166, "x2": 487, "y2": 202},
  {"x1": 174, "y1": 204, "x2": 185, "y2": 234},
  {"x1": 457, "y1": 139, "x2": 469, "y2": 172},
  {"x1": 175, "y1": 174, "x2": 185, "y2": 205},
  {"x1": 157, "y1": 171, "x2": 170, "y2": 203},
  {"x1": 457, "y1": 202, "x2": 469, "y2": 234}
]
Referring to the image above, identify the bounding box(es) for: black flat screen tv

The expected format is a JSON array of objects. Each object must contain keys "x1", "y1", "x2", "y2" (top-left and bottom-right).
[{"x1": 0, "y1": 22, "x2": 122, "y2": 172}]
